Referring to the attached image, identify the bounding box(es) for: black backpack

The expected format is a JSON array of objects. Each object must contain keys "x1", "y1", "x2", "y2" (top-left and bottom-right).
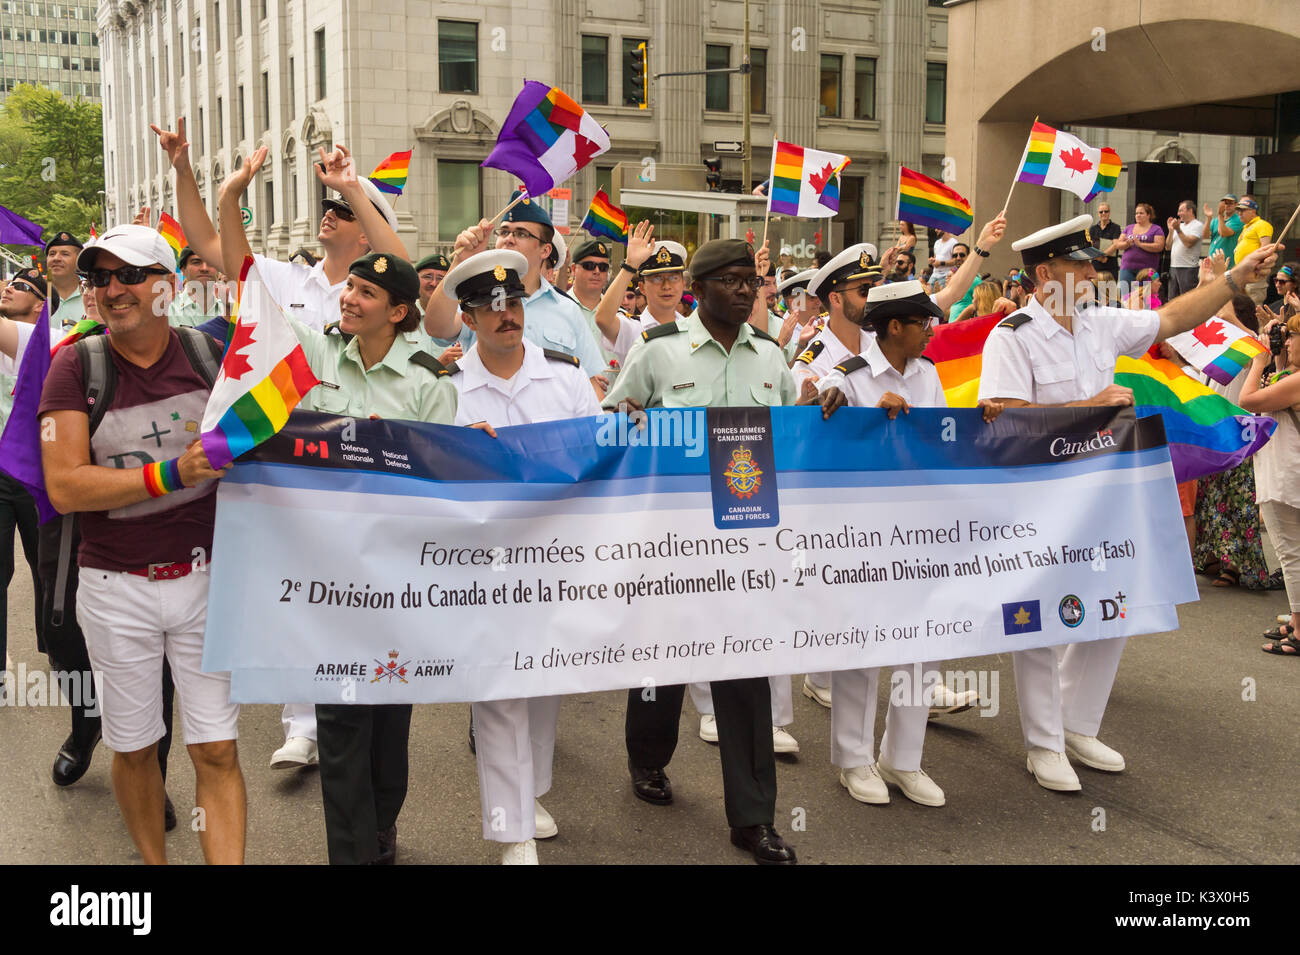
[{"x1": 49, "y1": 328, "x2": 225, "y2": 625}]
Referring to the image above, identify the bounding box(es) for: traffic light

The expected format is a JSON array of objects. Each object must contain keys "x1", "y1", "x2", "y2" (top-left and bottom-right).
[
  {"x1": 704, "y1": 158, "x2": 722, "y2": 191},
  {"x1": 627, "y1": 41, "x2": 648, "y2": 109}
]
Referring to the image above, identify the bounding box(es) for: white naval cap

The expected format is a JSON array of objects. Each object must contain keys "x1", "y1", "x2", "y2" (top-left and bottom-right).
[
  {"x1": 777, "y1": 267, "x2": 820, "y2": 295},
  {"x1": 807, "y1": 243, "x2": 881, "y2": 299},
  {"x1": 1011, "y1": 214, "x2": 1103, "y2": 267},
  {"x1": 640, "y1": 240, "x2": 689, "y2": 275},
  {"x1": 548, "y1": 228, "x2": 568, "y2": 270},
  {"x1": 441, "y1": 249, "x2": 529, "y2": 307}
]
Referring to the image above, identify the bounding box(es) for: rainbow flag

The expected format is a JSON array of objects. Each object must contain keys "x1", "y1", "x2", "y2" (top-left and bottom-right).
[
  {"x1": 580, "y1": 189, "x2": 629, "y2": 244},
  {"x1": 924, "y1": 316, "x2": 1276, "y2": 482},
  {"x1": 767, "y1": 140, "x2": 851, "y2": 218},
  {"x1": 896, "y1": 166, "x2": 973, "y2": 235},
  {"x1": 200, "y1": 256, "x2": 320, "y2": 469},
  {"x1": 51, "y1": 317, "x2": 105, "y2": 357},
  {"x1": 369, "y1": 149, "x2": 413, "y2": 196},
  {"x1": 482, "y1": 82, "x2": 610, "y2": 199},
  {"x1": 1015, "y1": 122, "x2": 1121, "y2": 204},
  {"x1": 157, "y1": 213, "x2": 186, "y2": 262},
  {"x1": 1165, "y1": 317, "x2": 1269, "y2": 386}
]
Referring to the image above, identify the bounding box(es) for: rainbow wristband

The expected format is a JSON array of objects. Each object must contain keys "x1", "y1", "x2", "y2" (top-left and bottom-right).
[{"x1": 143, "y1": 458, "x2": 185, "y2": 498}]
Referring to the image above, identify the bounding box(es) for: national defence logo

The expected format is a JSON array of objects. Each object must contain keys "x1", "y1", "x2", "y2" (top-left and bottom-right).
[
  {"x1": 1058, "y1": 594, "x2": 1084, "y2": 628},
  {"x1": 723, "y1": 446, "x2": 763, "y2": 499},
  {"x1": 1002, "y1": 600, "x2": 1042, "y2": 635},
  {"x1": 372, "y1": 649, "x2": 410, "y2": 684}
]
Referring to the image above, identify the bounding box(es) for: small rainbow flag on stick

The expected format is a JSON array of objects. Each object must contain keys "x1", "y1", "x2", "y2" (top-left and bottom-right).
[
  {"x1": 200, "y1": 256, "x2": 320, "y2": 469},
  {"x1": 369, "y1": 149, "x2": 413, "y2": 196},
  {"x1": 896, "y1": 166, "x2": 973, "y2": 235},
  {"x1": 157, "y1": 213, "x2": 186, "y2": 262},
  {"x1": 767, "y1": 140, "x2": 851, "y2": 218},
  {"x1": 1165, "y1": 317, "x2": 1270, "y2": 386},
  {"x1": 580, "y1": 188, "x2": 629, "y2": 244},
  {"x1": 1015, "y1": 122, "x2": 1121, "y2": 203}
]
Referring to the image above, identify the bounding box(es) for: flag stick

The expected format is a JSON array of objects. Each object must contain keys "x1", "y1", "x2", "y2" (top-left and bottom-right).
[
  {"x1": 446, "y1": 191, "x2": 533, "y2": 269},
  {"x1": 1274, "y1": 202, "x2": 1300, "y2": 246},
  {"x1": 1001, "y1": 115, "x2": 1039, "y2": 215},
  {"x1": 760, "y1": 209, "x2": 770, "y2": 249}
]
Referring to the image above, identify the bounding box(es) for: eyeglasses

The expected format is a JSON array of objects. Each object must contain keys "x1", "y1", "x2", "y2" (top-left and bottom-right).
[
  {"x1": 577, "y1": 261, "x2": 610, "y2": 273},
  {"x1": 80, "y1": 266, "x2": 173, "y2": 288},
  {"x1": 702, "y1": 275, "x2": 763, "y2": 291},
  {"x1": 644, "y1": 272, "x2": 684, "y2": 286},
  {"x1": 495, "y1": 227, "x2": 540, "y2": 242},
  {"x1": 839, "y1": 283, "x2": 874, "y2": 298}
]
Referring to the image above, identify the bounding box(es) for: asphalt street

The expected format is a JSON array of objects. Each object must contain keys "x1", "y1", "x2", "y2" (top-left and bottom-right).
[{"x1": 1, "y1": 561, "x2": 1296, "y2": 865}]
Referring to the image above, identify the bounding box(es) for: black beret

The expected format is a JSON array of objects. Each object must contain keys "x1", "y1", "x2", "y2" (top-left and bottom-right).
[
  {"x1": 8, "y1": 267, "x2": 47, "y2": 299},
  {"x1": 415, "y1": 253, "x2": 451, "y2": 273},
  {"x1": 688, "y1": 239, "x2": 755, "y2": 281},
  {"x1": 44, "y1": 231, "x2": 83, "y2": 254},
  {"x1": 571, "y1": 238, "x2": 612, "y2": 263},
  {"x1": 349, "y1": 252, "x2": 419, "y2": 302},
  {"x1": 502, "y1": 190, "x2": 553, "y2": 229}
]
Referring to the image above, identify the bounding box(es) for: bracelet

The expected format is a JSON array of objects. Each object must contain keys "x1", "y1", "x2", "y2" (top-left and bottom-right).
[
  {"x1": 973, "y1": 246, "x2": 990, "y2": 258},
  {"x1": 1225, "y1": 271, "x2": 1242, "y2": 294},
  {"x1": 619, "y1": 262, "x2": 637, "y2": 274},
  {"x1": 143, "y1": 458, "x2": 185, "y2": 498}
]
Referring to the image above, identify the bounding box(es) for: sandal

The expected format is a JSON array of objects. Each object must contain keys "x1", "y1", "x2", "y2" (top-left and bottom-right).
[
  {"x1": 1264, "y1": 623, "x2": 1294, "y2": 638},
  {"x1": 1262, "y1": 635, "x2": 1300, "y2": 655},
  {"x1": 1212, "y1": 568, "x2": 1240, "y2": 587}
]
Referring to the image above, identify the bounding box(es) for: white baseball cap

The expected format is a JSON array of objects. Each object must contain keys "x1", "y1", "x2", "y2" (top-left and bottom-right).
[{"x1": 77, "y1": 224, "x2": 175, "y2": 272}]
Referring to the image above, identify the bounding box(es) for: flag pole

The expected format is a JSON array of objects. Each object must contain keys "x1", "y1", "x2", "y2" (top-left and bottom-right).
[
  {"x1": 1274, "y1": 202, "x2": 1300, "y2": 246},
  {"x1": 446, "y1": 191, "x2": 533, "y2": 270},
  {"x1": 1001, "y1": 115, "x2": 1039, "y2": 215}
]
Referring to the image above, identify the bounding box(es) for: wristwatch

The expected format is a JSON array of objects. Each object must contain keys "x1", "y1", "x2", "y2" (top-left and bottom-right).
[{"x1": 973, "y1": 246, "x2": 990, "y2": 258}]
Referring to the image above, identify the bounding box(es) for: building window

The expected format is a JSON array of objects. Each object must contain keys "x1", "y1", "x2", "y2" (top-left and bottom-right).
[
  {"x1": 750, "y1": 47, "x2": 766, "y2": 114},
  {"x1": 264, "y1": 179, "x2": 274, "y2": 227},
  {"x1": 926, "y1": 62, "x2": 946, "y2": 124},
  {"x1": 595, "y1": 165, "x2": 613, "y2": 198},
  {"x1": 236, "y1": 0, "x2": 243, "y2": 36},
  {"x1": 314, "y1": 27, "x2": 326, "y2": 99},
  {"x1": 854, "y1": 56, "x2": 876, "y2": 120},
  {"x1": 261, "y1": 71, "x2": 269, "y2": 130},
  {"x1": 705, "y1": 44, "x2": 729, "y2": 112},
  {"x1": 163, "y1": 44, "x2": 169, "y2": 85},
  {"x1": 581, "y1": 35, "x2": 608, "y2": 105},
  {"x1": 819, "y1": 53, "x2": 841, "y2": 118},
  {"x1": 195, "y1": 16, "x2": 201, "y2": 64},
  {"x1": 216, "y1": 97, "x2": 223, "y2": 146},
  {"x1": 288, "y1": 56, "x2": 295, "y2": 116},
  {"x1": 291, "y1": 171, "x2": 299, "y2": 220},
  {"x1": 197, "y1": 106, "x2": 204, "y2": 152},
  {"x1": 237, "y1": 85, "x2": 246, "y2": 139},
  {"x1": 438, "y1": 20, "x2": 477, "y2": 94},
  {"x1": 621, "y1": 37, "x2": 646, "y2": 106},
  {"x1": 260, "y1": 0, "x2": 267, "y2": 20},
  {"x1": 437, "y1": 160, "x2": 481, "y2": 242},
  {"x1": 213, "y1": 3, "x2": 220, "y2": 51}
]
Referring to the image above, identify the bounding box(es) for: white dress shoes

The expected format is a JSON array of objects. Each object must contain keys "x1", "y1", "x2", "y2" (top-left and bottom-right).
[
  {"x1": 1064, "y1": 731, "x2": 1126, "y2": 772},
  {"x1": 270, "y1": 736, "x2": 318, "y2": 769},
  {"x1": 840, "y1": 764, "x2": 890, "y2": 804},
  {"x1": 534, "y1": 800, "x2": 558, "y2": 840},
  {"x1": 502, "y1": 839, "x2": 539, "y2": 864},
  {"x1": 877, "y1": 762, "x2": 946, "y2": 807},
  {"x1": 1026, "y1": 747, "x2": 1082, "y2": 791}
]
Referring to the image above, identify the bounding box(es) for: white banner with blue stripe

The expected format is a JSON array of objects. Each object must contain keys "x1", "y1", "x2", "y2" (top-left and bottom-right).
[{"x1": 202, "y1": 406, "x2": 1198, "y2": 704}]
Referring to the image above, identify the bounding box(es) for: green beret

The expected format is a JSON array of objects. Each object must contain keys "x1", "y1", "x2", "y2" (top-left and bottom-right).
[
  {"x1": 415, "y1": 253, "x2": 451, "y2": 273},
  {"x1": 571, "y1": 238, "x2": 612, "y2": 263},
  {"x1": 44, "y1": 231, "x2": 83, "y2": 254},
  {"x1": 502, "y1": 190, "x2": 553, "y2": 229},
  {"x1": 178, "y1": 246, "x2": 199, "y2": 268},
  {"x1": 349, "y1": 252, "x2": 419, "y2": 302},
  {"x1": 688, "y1": 238, "x2": 755, "y2": 280}
]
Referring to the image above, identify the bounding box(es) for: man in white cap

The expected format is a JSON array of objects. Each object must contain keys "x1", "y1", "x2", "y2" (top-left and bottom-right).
[
  {"x1": 810, "y1": 280, "x2": 1003, "y2": 807},
  {"x1": 585, "y1": 222, "x2": 689, "y2": 365},
  {"x1": 978, "y1": 214, "x2": 1281, "y2": 791},
  {"x1": 440, "y1": 249, "x2": 601, "y2": 865}
]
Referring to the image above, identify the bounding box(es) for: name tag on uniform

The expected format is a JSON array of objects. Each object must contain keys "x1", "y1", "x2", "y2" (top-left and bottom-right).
[
  {"x1": 320, "y1": 380, "x2": 340, "y2": 390},
  {"x1": 672, "y1": 382, "x2": 695, "y2": 390},
  {"x1": 289, "y1": 303, "x2": 305, "y2": 309}
]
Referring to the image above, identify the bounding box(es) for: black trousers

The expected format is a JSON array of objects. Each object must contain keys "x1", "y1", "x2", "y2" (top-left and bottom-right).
[
  {"x1": 317, "y1": 703, "x2": 412, "y2": 864},
  {"x1": 36, "y1": 519, "x2": 173, "y2": 774},
  {"x1": 0, "y1": 472, "x2": 39, "y2": 670},
  {"x1": 625, "y1": 677, "x2": 777, "y2": 828}
]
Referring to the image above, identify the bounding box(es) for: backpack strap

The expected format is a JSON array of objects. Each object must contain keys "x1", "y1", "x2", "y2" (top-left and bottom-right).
[
  {"x1": 50, "y1": 515, "x2": 76, "y2": 628},
  {"x1": 176, "y1": 326, "x2": 224, "y2": 388},
  {"x1": 75, "y1": 335, "x2": 116, "y2": 437},
  {"x1": 408, "y1": 350, "x2": 453, "y2": 377}
]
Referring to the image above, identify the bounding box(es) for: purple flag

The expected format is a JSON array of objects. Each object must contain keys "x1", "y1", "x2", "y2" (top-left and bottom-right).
[
  {"x1": 0, "y1": 303, "x2": 57, "y2": 522},
  {"x1": 0, "y1": 202, "x2": 43, "y2": 247},
  {"x1": 481, "y1": 81, "x2": 610, "y2": 198}
]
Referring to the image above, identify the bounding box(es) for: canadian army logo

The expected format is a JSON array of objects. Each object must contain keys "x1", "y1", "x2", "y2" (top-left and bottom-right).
[
  {"x1": 724, "y1": 446, "x2": 763, "y2": 499},
  {"x1": 373, "y1": 649, "x2": 410, "y2": 684}
]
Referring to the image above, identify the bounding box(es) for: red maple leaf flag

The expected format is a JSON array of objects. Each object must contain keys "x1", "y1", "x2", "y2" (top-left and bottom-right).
[
  {"x1": 222, "y1": 320, "x2": 257, "y2": 381},
  {"x1": 1059, "y1": 146, "x2": 1093, "y2": 176},
  {"x1": 808, "y1": 162, "x2": 835, "y2": 194},
  {"x1": 1191, "y1": 320, "x2": 1228, "y2": 347}
]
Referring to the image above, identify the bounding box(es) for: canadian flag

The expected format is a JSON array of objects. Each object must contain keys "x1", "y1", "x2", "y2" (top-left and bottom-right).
[{"x1": 293, "y1": 439, "x2": 329, "y2": 459}]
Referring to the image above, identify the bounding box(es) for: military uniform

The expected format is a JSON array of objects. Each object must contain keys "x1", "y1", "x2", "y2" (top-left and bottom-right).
[
  {"x1": 600, "y1": 241, "x2": 689, "y2": 365},
  {"x1": 45, "y1": 232, "x2": 86, "y2": 335},
  {"x1": 977, "y1": 215, "x2": 1159, "y2": 787}
]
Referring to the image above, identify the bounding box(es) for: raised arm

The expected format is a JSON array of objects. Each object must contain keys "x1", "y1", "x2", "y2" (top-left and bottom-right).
[
  {"x1": 316, "y1": 145, "x2": 408, "y2": 259},
  {"x1": 152, "y1": 118, "x2": 224, "y2": 272},
  {"x1": 1155, "y1": 242, "x2": 1282, "y2": 341},
  {"x1": 216, "y1": 147, "x2": 267, "y2": 280},
  {"x1": 421, "y1": 217, "x2": 493, "y2": 339},
  {"x1": 932, "y1": 214, "x2": 1007, "y2": 313},
  {"x1": 592, "y1": 220, "x2": 654, "y2": 343}
]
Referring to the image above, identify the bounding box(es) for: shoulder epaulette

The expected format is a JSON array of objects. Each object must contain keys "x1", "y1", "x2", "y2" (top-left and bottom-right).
[
  {"x1": 795, "y1": 339, "x2": 825, "y2": 365},
  {"x1": 324, "y1": 320, "x2": 349, "y2": 339},
  {"x1": 997, "y1": 313, "x2": 1033, "y2": 331},
  {"x1": 920, "y1": 355, "x2": 935, "y2": 365},
  {"x1": 408, "y1": 350, "x2": 453, "y2": 377},
  {"x1": 642, "y1": 322, "x2": 684, "y2": 343},
  {"x1": 749, "y1": 326, "x2": 780, "y2": 346},
  {"x1": 833, "y1": 355, "x2": 869, "y2": 375},
  {"x1": 542, "y1": 348, "x2": 581, "y2": 367},
  {"x1": 443, "y1": 361, "x2": 461, "y2": 375}
]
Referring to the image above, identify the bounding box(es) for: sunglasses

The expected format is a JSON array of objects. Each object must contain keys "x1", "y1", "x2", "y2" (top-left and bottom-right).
[
  {"x1": 8, "y1": 279, "x2": 43, "y2": 298},
  {"x1": 495, "y1": 227, "x2": 541, "y2": 242},
  {"x1": 80, "y1": 266, "x2": 173, "y2": 288},
  {"x1": 577, "y1": 261, "x2": 610, "y2": 273},
  {"x1": 325, "y1": 205, "x2": 356, "y2": 222}
]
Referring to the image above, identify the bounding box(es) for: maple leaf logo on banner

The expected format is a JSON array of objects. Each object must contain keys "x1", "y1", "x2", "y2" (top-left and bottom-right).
[
  {"x1": 1192, "y1": 320, "x2": 1228, "y2": 347},
  {"x1": 1060, "y1": 147, "x2": 1093, "y2": 176}
]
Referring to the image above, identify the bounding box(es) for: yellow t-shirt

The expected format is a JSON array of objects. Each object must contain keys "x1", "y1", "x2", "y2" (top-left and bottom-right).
[{"x1": 1235, "y1": 216, "x2": 1273, "y2": 263}]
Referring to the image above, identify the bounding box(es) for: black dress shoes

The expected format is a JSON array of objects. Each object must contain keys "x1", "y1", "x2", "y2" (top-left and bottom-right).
[
  {"x1": 52, "y1": 728, "x2": 101, "y2": 787},
  {"x1": 730, "y1": 825, "x2": 798, "y2": 865},
  {"x1": 373, "y1": 825, "x2": 398, "y2": 865},
  {"x1": 164, "y1": 794, "x2": 177, "y2": 832},
  {"x1": 629, "y1": 764, "x2": 673, "y2": 805}
]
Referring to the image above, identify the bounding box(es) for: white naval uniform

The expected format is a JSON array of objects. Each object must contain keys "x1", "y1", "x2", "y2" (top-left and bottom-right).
[
  {"x1": 818, "y1": 339, "x2": 946, "y2": 771},
  {"x1": 977, "y1": 295, "x2": 1161, "y2": 751},
  {"x1": 791, "y1": 324, "x2": 875, "y2": 390},
  {"x1": 451, "y1": 338, "x2": 603, "y2": 842},
  {"x1": 601, "y1": 307, "x2": 681, "y2": 365}
]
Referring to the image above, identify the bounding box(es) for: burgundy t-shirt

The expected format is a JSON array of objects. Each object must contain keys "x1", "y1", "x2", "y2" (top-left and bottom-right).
[{"x1": 39, "y1": 332, "x2": 217, "y2": 572}]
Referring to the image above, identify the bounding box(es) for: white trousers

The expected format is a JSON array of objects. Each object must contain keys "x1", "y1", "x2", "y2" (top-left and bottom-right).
[
  {"x1": 1013, "y1": 636, "x2": 1127, "y2": 751},
  {"x1": 830, "y1": 664, "x2": 930, "y2": 771},
  {"x1": 806, "y1": 672, "x2": 830, "y2": 690},
  {"x1": 280, "y1": 702, "x2": 318, "y2": 741},
  {"x1": 1260, "y1": 501, "x2": 1300, "y2": 613},
  {"x1": 689, "y1": 675, "x2": 793, "y2": 726},
  {"x1": 471, "y1": 696, "x2": 560, "y2": 843}
]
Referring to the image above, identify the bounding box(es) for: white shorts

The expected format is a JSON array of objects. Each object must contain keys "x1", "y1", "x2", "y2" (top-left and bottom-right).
[{"x1": 76, "y1": 567, "x2": 239, "y2": 753}]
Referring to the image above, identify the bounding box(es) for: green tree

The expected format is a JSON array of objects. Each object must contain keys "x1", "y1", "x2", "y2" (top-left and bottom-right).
[{"x1": 0, "y1": 83, "x2": 104, "y2": 251}]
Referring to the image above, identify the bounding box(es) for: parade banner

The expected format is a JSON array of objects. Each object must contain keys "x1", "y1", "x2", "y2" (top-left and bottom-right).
[{"x1": 203, "y1": 406, "x2": 1198, "y2": 704}]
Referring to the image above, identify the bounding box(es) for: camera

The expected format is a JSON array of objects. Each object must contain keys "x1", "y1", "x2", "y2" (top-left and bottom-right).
[{"x1": 1270, "y1": 323, "x2": 1286, "y2": 355}]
